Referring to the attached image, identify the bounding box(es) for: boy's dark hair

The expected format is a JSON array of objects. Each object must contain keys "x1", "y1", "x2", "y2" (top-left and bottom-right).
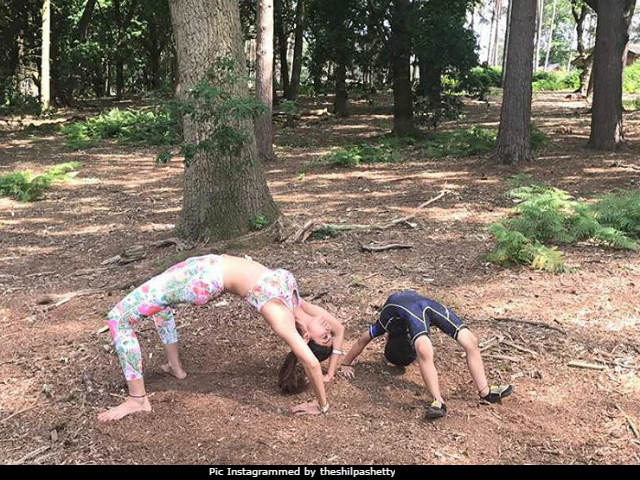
[
  {"x1": 383, "y1": 318, "x2": 417, "y2": 366},
  {"x1": 278, "y1": 341, "x2": 331, "y2": 394}
]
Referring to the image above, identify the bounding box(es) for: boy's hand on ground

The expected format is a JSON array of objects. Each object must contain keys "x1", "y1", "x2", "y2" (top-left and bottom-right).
[
  {"x1": 339, "y1": 365, "x2": 355, "y2": 379},
  {"x1": 323, "y1": 373, "x2": 334, "y2": 383},
  {"x1": 290, "y1": 401, "x2": 322, "y2": 416}
]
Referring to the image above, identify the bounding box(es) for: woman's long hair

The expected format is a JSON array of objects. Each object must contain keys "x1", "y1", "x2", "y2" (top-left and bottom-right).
[{"x1": 278, "y1": 341, "x2": 332, "y2": 394}]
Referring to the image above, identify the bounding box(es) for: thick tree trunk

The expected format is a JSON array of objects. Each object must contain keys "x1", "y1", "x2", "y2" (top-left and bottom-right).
[
  {"x1": 275, "y1": 0, "x2": 290, "y2": 97},
  {"x1": 588, "y1": 0, "x2": 635, "y2": 150},
  {"x1": 334, "y1": 61, "x2": 348, "y2": 117},
  {"x1": 41, "y1": 0, "x2": 51, "y2": 111},
  {"x1": 391, "y1": 0, "x2": 414, "y2": 136},
  {"x1": 256, "y1": 0, "x2": 276, "y2": 163},
  {"x1": 288, "y1": 0, "x2": 305, "y2": 100},
  {"x1": 494, "y1": 0, "x2": 537, "y2": 164},
  {"x1": 76, "y1": 0, "x2": 98, "y2": 41},
  {"x1": 169, "y1": 0, "x2": 280, "y2": 241}
]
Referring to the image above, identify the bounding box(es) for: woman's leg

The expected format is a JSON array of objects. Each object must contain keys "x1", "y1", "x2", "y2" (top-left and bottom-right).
[
  {"x1": 98, "y1": 310, "x2": 152, "y2": 422},
  {"x1": 153, "y1": 308, "x2": 187, "y2": 379},
  {"x1": 414, "y1": 335, "x2": 445, "y2": 404},
  {"x1": 457, "y1": 329, "x2": 490, "y2": 397}
]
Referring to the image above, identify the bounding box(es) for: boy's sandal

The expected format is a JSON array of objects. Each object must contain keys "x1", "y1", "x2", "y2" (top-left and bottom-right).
[
  {"x1": 425, "y1": 399, "x2": 448, "y2": 420},
  {"x1": 481, "y1": 384, "x2": 513, "y2": 404}
]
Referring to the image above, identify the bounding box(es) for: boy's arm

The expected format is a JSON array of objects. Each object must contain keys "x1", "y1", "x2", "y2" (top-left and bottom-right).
[{"x1": 340, "y1": 330, "x2": 373, "y2": 378}]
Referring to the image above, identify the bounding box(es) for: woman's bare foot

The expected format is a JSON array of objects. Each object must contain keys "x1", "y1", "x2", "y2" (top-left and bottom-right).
[
  {"x1": 97, "y1": 396, "x2": 152, "y2": 422},
  {"x1": 161, "y1": 363, "x2": 187, "y2": 379}
]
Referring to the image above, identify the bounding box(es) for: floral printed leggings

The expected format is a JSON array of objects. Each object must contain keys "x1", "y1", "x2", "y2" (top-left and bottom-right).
[{"x1": 106, "y1": 255, "x2": 224, "y2": 381}]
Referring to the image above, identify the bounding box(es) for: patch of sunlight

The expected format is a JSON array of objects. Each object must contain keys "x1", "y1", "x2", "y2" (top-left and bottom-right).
[
  {"x1": 616, "y1": 372, "x2": 640, "y2": 395},
  {"x1": 605, "y1": 315, "x2": 640, "y2": 332},
  {"x1": 139, "y1": 223, "x2": 175, "y2": 233}
]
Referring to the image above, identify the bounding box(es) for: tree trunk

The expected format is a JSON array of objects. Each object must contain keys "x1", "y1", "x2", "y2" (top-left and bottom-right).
[
  {"x1": 256, "y1": 0, "x2": 276, "y2": 163},
  {"x1": 334, "y1": 61, "x2": 348, "y2": 117},
  {"x1": 41, "y1": 0, "x2": 51, "y2": 111},
  {"x1": 288, "y1": 0, "x2": 305, "y2": 100},
  {"x1": 491, "y1": 0, "x2": 503, "y2": 66},
  {"x1": 534, "y1": 0, "x2": 544, "y2": 70},
  {"x1": 572, "y1": 0, "x2": 589, "y2": 93},
  {"x1": 494, "y1": 0, "x2": 537, "y2": 164},
  {"x1": 169, "y1": 0, "x2": 280, "y2": 241},
  {"x1": 544, "y1": 0, "x2": 557, "y2": 70},
  {"x1": 502, "y1": 0, "x2": 513, "y2": 86},
  {"x1": 275, "y1": 0, "x2": 290, "y2": 97},
  {"x1": 76, "y1": 0, "x2": 98, "y2": 41},
  {"x1": 391, "y1": 0, "x2": 414, "y2": 136},
  {"x1": 588, "y1": 0, "x2": 636, "y2": 150}
]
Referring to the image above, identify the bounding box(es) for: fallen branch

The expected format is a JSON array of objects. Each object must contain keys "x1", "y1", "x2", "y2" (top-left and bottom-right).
[
  {"x1": 503, "y1": 340, "x2": 538, "y2": 357},
  {"x1": 567, "y1": 360, "x2": 607, "y2": 371},
  {"x1": 0, "y1": 395, "x2": 39, "y2": 425},
  {"x1": 617, "y1": 405, "x2": 640, "y2": 439},
  {"x1": 486, "y1": 353, "x2": 521, "y2": 363},
  {"x1": 36, "y1": 289, "x2": 102, "y2": 309},
  {"x1": 360, "y1": 243, "x2": 413, "y2": 253},
  {"x1": 491, "y1": 317, "x2": 567, "y2": 335},
  {"x1": 286, "y1": 191, "x2": 448, "y2": 243},
  {"x1": 11, "y1": 445, "x2": 50, "y2": 465},
  {"x1": 153, "y1": 237, "x2": 191, "y2": 251},
  {"x1": 101, "y1": 244, "x2": 146, "y2": 266}
]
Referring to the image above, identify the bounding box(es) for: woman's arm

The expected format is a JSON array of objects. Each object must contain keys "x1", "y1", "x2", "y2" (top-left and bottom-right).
[
  {"x1": 301, "y1": 300, "x2": 345, "y2": 381},
  {"x1": 340, "y1": 330, "x2": 373, "y2": 378},
  {"x1": 264, "y1": 304, "x2": 329, "y2": 415}
]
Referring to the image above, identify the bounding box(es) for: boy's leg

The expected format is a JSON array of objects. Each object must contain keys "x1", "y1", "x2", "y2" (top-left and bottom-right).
[
  {"x1": 152, "y1": 307, "x2": 187, "y2": 379},
  {"x1": 414, "y1": 335, "x2": 445, "y2": 404},
  {"x1": 457, "y1": 328, "x2": 513, "y2": 402},
  {"x1": 456, "y1": 329, "x2": 490, "y2": 397}
]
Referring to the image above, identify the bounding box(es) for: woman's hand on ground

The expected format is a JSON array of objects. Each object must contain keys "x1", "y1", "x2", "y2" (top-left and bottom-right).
[
  {"x1": 339, "y1": 365, "x2": 355, "y2": 379},
  {"x1": 290, "y1": 401, "x2": 322, "y2": 416}
]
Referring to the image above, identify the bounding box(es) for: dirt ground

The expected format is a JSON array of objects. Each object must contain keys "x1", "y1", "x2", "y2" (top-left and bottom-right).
[{"x1": 1, "y1": 92, "x2": 640, "y2": 465}]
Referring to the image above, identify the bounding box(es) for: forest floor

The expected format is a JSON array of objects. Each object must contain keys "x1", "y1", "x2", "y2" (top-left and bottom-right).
[{"x1": 1, "y1": 92, "x2": 640, "y2": 465}]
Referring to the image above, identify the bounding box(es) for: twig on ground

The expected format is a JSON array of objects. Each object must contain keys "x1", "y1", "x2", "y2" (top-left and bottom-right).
[
  {"x1": 0, "y1": 395, "x2": 40, "y2": 425},
  {"x1": 616, "y1": 405, "x2": 640, "y2": 439},
  {"x1": 503, "y1": 340, "x2": 538, "y2": 357},
  {"x1": 567, "y1": 360, "x2": 607, "y2": 371},
  {"x1": 11, "y1": 445, "x2": 51, "y2": 465},
  {"x1": 490, "y1": 317, "x2": 567, "y2": 335},
  {"x1": 360, "y1": 243, "x2": 413, "y2": 253}
]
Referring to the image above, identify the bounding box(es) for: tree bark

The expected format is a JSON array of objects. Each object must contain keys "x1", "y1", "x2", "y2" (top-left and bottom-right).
[
  {"x1": 571, "y1": 0, "x2": 590, "y2": 93},
  {"x1": 169, "y1": 0, "x2": 280, "y2": 241},
  {"x1": 588, "y1": 0, "x2": 636, "y2": 150},
  {"x1": 288, "y1": 0, "x2": 305, "y2": 100},
  {"x1": 544, "y1": 0, "x2": 557, "y2": 70},
  {"x1": 491, "y1": 0, "x2": 503, "y2": 66},
  {"x1": 334, "y1": 61, "x2": 348, "y2": 117},
  {"x1": 76, "y1": 0, "x2": 98, "y2": 41},
  {"x1": 391, "y1": 0, "x2": 414, "y2": 136},
  {"x1": 534, "y1": 0, "x2": 544, "y2": 70},
  {"x1": 41, "y1": 0, "x2": 51, "y2": 111},
  {"x1": 256, "y1": 0, "x2": 276, "y2": 162},
  {"x1": 494, "y1": 0, "x2": 537, "y2": 164},
  {"x1": 275, "y1": 0, "x2": 290, "y2": 97},
  {"x1": 502, "y1": 0, "x2": 513, "y2": 86}
]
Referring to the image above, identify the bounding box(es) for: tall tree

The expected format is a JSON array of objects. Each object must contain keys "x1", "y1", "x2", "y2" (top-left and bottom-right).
[
  {"x1": 534, "y1": 0, "x2": 544, "y2": 70},
  {"x1": 586, "y1": 0, "x2": 636, "y2": 150},
  {"x1": 490, "y1": 0, "x2": 503, "y2": 66},
  {"x1": 274, "y1": 0, "x2": 290, "y2": 97},
  {"x1": 571, "y1": 0, "x2": 591, "y2": 94},
  {"x1": 391, "y1": 0, "x2": 414, "y2": 136},
  {"x1": 288, "y1": 0, "x2": 305, "y2": 100},
  {"x1": 40, "y1": 0, "x2": 50, "y2": 111},
  {"x1": 169, "y1": 0, "x2": 280, "y2": 241},
  {"x1": 544, "y1": 0, "x2": 557, "y2": 70},
  {"x1": 256, "y1": 0, "x2": 276, "y2": 163},
  {"x1": 494, "y1": 0, "x2": 537, "y2": 164}
]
